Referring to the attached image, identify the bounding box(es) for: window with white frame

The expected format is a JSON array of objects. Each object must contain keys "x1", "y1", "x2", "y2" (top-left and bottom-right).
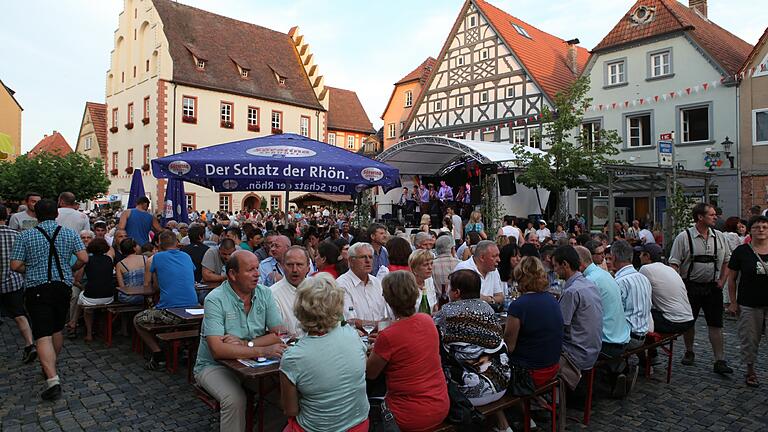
[
  {"x1": 185, "y1": 194, "x2": 195, "y2": 211},
  {"x1": 527, "y1": 128, "x2": 541, "y2": 148},
  {"x1": 182, "y1": 96, "x2": 196, "y2": 120},
  {"x1": 182, "y1": 144, "x2": 196, "y2": 152},
  {"x1": 127, "y1": 149, "x2": 134, "y2": 168},
  {"x1": 84, "y1": 136, "x2": 92, "y2": 151},
  {"x1": 456, "y1": 95, "x2": 465, "y2": 107},
  {"x1": 143, "y1": 96, "x2": 150, "y2": 120},
  {"x1": 247, "y1": 106, "x2": 259, "y2": 128},
  {"x1": 388, "y1": 123, "x2": 396, "y2": 139},
  {"x1": 513, "y1": 129, "x2": 526, "y2": 147},
  {"x1": 480, "y1": 49, "x2": 489, "y2": 60},
  {"x1": 754, "y1": 109, "x2": 768, "y2": 145},
  {"x1": 127, "y1": 103, "x2": 134, "y2": 124},
  {"x1": 112, "y1": 108, "x2": 118, "y2": 128},
  {"x1": 404, "y1": 90, "x2": 413, "y2": 107},
  {"x1": 300, "y1": 116, "x2": 310, "y2": 137},
  {"x1": 607, "y1": 60, "x2": 626, "y2": 86},
  {"x1": 220, "y1": 102, "x2": 232, "y2": 124},
  {"x1": 347, "y1": 135, "x2": 355, "y2": 149},
  {"x1": 271, "y1": 111, "x2": 282, "y2": 130},
  {"x1": 219, "y1": 195, "x2": 231, "y2": 212},
  {"x1": 196, "y1": 59, "x2": 206, "y2": 69},
  {"x1": 468, "y1": 15, "x2": 477, "y2": 28},
  {"x1": 270, "y1": 195, "x2": 280, "y2": 210},
  {"x1": 435, "y1": 100, "x2": 442, "y2": 111},
  {"x1": 581, "y1": 121, "x2": 601, "y2": 148},
  {"x1": 680, "y1": 106, "x2": 709, "y2": 143},
  {"x1": 456, "y1": 56, "x2": 465, "y2": 66},
  {"x1": 143, "y1": 145, "x2": 150, "y2": 165},
  {"x1": 480, "y1": 91, "x2": 488, "y2": 104},
  {"x1": 506, "y1": 86, "x2": 515, "y2": 99},
  {"x1": 650, "y1": 50, "x2": 671, "y2": 78},
  {"x1": 627, "y1": 114, "x2": 651, "y2": 147},
  {"x1": 328, "y1": 132, "x2": 336, "y2": 146}
]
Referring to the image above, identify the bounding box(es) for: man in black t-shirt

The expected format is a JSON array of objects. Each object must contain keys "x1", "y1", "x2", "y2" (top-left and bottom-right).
[
  {"x1": 181, "y1": 225, "x2": 209, "y2": 282},
  {"x1": 726, "y1": 216, "x2": 768, "y2": 387}
]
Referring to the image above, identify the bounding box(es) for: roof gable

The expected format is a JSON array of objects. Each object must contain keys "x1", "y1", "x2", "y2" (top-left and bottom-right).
[
  {"x1": 29, "y1": 132, "x2": 72, "y2": 157},
  {"x1": 327, "y1": 87, "x2": 375, "y2": 134},
  {"x1": 396, "y1": 57, "x2": 437, "y2": 85},
  {"x1": 592, "y1": 0, "x2": 752, "y2": 77},
  {"x1": 152, "y1": 0, "x2": 323, "y2": 111},
  {"x1": 0, "y1": 80, "x2": 23, "y2": 111},
  {"x1": 741, "y1": 27, "x2": 768, "y2": 75},
  {"x1": 475, "y1": 0, "x2": 589, "y2": 102}
]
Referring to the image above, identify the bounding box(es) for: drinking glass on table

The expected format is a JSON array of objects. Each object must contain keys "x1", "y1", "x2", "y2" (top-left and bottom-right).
[
  {"x1": 273, "y1": 326, "x2": 293, "y2": 345},
  {"x1": 361, "y1": 320, "x2": 376, "y2": 336}
]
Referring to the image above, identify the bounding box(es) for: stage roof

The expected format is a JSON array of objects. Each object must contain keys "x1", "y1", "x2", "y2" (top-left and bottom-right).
[{"x1": 376, "y1": 136, "x2": 545, "y2": 176}]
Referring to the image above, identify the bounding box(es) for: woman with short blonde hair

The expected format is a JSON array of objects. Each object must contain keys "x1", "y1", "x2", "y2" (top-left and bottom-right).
[
  {"x1": 464, "y1": 211, "x2": 487, "y2": 239},
  {"x1": 408, "y1": 249, "x2": 438, "y2": 313},
  {"x1": 280, "y1": 274, "x2": 369, "y2": 432},
  {"x1": 367, "y1": 270, "x2": 449, "y2": 431},
  {"x1": 513, "y1": 255, "x2": 550, "y2": 294}
]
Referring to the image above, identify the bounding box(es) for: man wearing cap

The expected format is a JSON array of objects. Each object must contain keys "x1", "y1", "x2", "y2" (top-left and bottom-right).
[
  {"x1": 637, "y1": 243, "x2": 694, "y2": 334},
  {"x1": 536, "y1": 220, "x2": 551, "y2": 243}
]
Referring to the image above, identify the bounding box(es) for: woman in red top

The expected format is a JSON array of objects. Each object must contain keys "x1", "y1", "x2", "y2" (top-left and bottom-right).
[
  {"x1": 385, "y1": 237, "x2": 411, "y2": 272},
  {"x1": 313, "y1": 241, "x2": 343, "y2": 279},
  {"x1": 367, "y1": 271, "x2": 449, "y2": 431}
]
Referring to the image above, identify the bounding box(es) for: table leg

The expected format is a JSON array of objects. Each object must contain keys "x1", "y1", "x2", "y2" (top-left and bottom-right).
[
  {"x1": 106, "y1": 310, "x2": 113, "y2": 347},
  {"x1": 245, "y1": 390, "x2": 254, "y2": 432},
  {"x1": 258, "y1": 377, "x2": 266, "y2": 432}
]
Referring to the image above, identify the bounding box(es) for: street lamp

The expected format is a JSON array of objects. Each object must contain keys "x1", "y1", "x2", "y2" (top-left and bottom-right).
[{"x1": 721, "y1": 136, "x2": 735, "y2": 169}]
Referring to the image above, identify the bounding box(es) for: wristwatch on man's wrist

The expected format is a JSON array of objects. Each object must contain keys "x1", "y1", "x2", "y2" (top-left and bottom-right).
[{"x1": 247, "y1": 340, "x2": 254, "y2": 348}]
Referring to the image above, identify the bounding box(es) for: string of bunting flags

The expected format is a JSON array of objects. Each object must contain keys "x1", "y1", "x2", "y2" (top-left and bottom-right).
[{"x1": 588, "y1": 63, "x2": 768, "y2": 113}]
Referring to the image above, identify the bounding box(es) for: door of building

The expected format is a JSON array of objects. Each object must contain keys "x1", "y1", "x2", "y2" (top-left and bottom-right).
[{"x1": 635, "y1": 197, "x2": 650, "y2": 224}]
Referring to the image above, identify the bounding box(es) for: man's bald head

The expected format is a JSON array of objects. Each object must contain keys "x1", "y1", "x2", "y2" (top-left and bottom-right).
[{"x1": 270, "y1": 235, "x2": 291, "y2": 262}]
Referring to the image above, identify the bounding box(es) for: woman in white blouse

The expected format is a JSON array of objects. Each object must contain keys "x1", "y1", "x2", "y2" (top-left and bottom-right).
[{"x1": 409, "y1": 249, "x2": 438, "y2": 314}]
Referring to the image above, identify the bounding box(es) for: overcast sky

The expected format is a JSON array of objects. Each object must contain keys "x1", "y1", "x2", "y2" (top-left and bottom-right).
[{"x1": 1, "y1": 0, "x2": 765, "y2": 153}]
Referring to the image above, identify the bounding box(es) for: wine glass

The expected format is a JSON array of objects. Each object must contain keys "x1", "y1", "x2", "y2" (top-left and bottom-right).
[
  {"x1": 274, "y1": 326, "x2": 292, "y2": 345},
  {"x1": 361, "y1": 320, "x2": 376, "y2": 335}
]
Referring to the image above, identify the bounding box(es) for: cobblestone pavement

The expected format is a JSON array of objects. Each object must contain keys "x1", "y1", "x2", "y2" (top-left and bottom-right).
[{"x1": 1, "y1": 316, "x2": 767, "y2": 431}]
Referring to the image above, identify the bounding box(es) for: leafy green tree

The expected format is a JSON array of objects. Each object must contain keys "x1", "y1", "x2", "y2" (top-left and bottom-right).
[
  {"x1": 511, "y1": 76, "x2": 622, "y2": 222},
  {"x1": 0, "y1": 152, "x2": 110, "y2": 202}
]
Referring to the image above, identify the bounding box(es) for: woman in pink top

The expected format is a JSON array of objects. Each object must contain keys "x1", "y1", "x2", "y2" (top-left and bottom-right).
[{"x1": 367, "y1": 271, "x2": 449, "y2": 431}]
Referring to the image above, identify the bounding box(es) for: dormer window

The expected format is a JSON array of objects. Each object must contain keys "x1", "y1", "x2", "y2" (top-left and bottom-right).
[
  {"x1": 511, "y1": 22, "x2": 531, "y2": 39},
  {"x1": 196, "y1": 58, "x2": 206, "y2": 70},
  {"x1": 241, "y1": 69, "x2": 249, "y2": 78},
  {"x1": 278, "y1": 76, "x2": 286, "y2": 86}
]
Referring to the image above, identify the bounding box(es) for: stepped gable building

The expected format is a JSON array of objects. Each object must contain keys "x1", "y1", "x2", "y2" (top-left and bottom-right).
[
  {"x1": 105, "y1": 0, "x2": 331, "y2": 213},
  {"x1": 326, "y1": 86, "x2": 376, "y2": 152},
  {"x1": 582, "y1": 0, "x2": 752, "y2": 220},
  {"x1": 402, "y1": 0, "x2": 588, "y2": 147},
  {"x1": 739, "y1": 27, "x2": 768, "y2": 216},
  {"x1": 28, "y1": 132, "x2": 72, "y2": 157},
  {"x1": 75, "y1": 102, "x2": 108, "y2": 172},
  {"x1": 381, "y1": 57, "x2": 436, "y2": 149}
]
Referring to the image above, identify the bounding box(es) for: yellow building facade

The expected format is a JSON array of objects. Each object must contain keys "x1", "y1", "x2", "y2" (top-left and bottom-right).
[
  {"x1": 105, "y1": 0, "x2": 329, "y2": 212},
  {"x1": 0, "y1": 80, "x2": 22, "y2": 160}
]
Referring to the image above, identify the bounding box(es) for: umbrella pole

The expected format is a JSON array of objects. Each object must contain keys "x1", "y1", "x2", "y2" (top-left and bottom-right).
[{"x1": 284, "y1": 190, "x2": 289, "y2": 226}]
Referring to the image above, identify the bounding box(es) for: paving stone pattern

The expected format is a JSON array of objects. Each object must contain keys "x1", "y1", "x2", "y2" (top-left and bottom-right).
[{"x1": 1, "y1": 317, "x2": 767, "y2": 431}]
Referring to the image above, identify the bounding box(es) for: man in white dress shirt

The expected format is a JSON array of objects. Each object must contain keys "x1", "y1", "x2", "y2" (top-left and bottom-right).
[
  {"x1": 336, "y1": 242, "x2": 391, "y2": 324},
  {"x1": 270, "y1": 246, "x2": 311, "y2": 336},
  {"x1": 453, "y1": 240, "x2": 504, "y2": 305},
  {"x1": 55, "y1": 192, "x2": 89, "y2": 234}
]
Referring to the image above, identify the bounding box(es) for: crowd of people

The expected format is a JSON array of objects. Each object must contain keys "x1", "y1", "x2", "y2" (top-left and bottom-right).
[{"x1": 2, "y1": 190, "x2": 768, "y2": 432}]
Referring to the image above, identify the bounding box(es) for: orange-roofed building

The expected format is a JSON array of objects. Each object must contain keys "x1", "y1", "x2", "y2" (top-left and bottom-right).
[
  {"x1": 325, "y1": 86, "x2": 376, "y2": 152},
  {"x1": 75, "y1": 102, "x2": 108, "y2": 172},
  {"x1": 381, "y1": 57, "x2": 435, "y2": 149},
  {"x1": 28, "y1": 131, "x2": 72, "y2": 157},
  {"x1": 582, "y1": 0, "x2": 752, "y2": 219},
  {"x1": 402, "y1": 0, "x2": 588, "y2": 148}
]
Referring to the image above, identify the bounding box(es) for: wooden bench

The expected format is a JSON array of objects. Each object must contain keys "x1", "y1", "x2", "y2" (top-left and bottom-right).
[
  {"x1": 580, "y1": 332, "x2": 680, "y2": 425},
  {"x1": 81, "y1": 302, "x2": 144, "y2": 347},
  {"x1": 157, "y1": 329, "x2": 200, "y2": 380},
  {"x1": 133, "y1": 320, "x2": 200, "y2": 354},
  {"x1": 433, "y1": 378, "x2": 560, "y2": 432},
  {"x1": 193, "y1": 383, "x2": 220, "y2": 411}
]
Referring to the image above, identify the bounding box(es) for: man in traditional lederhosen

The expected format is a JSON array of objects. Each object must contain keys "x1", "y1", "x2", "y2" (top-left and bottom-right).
[{"x1": 669, "y1": 203, "x2": 733, "y2": 375}]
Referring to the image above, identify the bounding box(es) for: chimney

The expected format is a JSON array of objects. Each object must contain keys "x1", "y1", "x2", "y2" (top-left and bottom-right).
[
  {"x1": 566, "y1": 38, "x2": 580, "y2": 74},
  {"x1": 689, "y1": 0, "x2": 707, "y2": 18}
]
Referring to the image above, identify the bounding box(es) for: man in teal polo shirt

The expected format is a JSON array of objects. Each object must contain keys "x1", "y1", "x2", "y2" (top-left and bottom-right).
[
  {"x1": 576, "y1": 246, "x2": 632, "y2": 398},
  {"x1": 194, "y1": 250, "x2": 286, "y2": 432}
]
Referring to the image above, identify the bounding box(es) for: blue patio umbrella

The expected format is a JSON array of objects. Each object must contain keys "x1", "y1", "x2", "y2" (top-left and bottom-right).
[
  {"x1": 151, "y1": 134, "x2": 400, "y2": 195},
  {"x1": 126, "y1": 169, "x2": 146, "y2": 209},
  {"x1": 162, "y1": 177, "x2": 190, "y2": 226}
]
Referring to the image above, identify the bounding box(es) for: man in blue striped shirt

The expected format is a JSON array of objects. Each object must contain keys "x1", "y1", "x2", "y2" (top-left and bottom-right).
[{"x1": 611, "y1": 241, "x2": 652, "y2": 351}]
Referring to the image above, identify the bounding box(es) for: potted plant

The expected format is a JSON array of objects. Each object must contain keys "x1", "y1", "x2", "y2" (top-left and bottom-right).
[
  {"x1": 142, "y1": 117, "x2": 150, "y2": 125},
  {"x1": 141, "y1": 163, "x2": 150, "y2": 172},
  {"x1": 110, "y1": 168, "x2": 119, "y2": 176},
  {"x1": 220, "y1": 120, "x2": 234, "y2": 129},
  {"x1": 109, "y1": 126, "x2": 118, "y2": 133},
  {"x1": 182, "y1": 115, "x2": 196, "y2": 124},
  {"x1": 125, "y1": 166, "x2": 134, "y2": 174},
  {"x1": 248, "y1": 124, "x2": 260, "y2": 132},
  {"x1": 125, "y1": 122, "x2": 134, "y2": 130},
  {"x1": 271, "y1": 128, "x2": 283, "y2": 134}
]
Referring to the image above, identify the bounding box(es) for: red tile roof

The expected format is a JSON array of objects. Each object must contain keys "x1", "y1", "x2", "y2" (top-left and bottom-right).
[
  {"x1": 396, "y1": 57, "x2": 437, "y2": 86},
  {"x1": 592, "y1": 0, "x2": 752, "y2": 77},
  {"x1": 326, "y1": 87, "x2": 375, "y2": 134},
  {"x1": 28, "y1": 132, "x2": 72, "y2": 157},
  {"x1": 152, "y1": 0, "x2": 323, "y2": 111},
  {"x1": 85, "y1": 102, "x2": 107, "y2": 158},
  {"x1": 475, "y1": 0, "x2": 589, "y2": 102},
  {"x1": 741, "y1": 27, "x2": 768, "y2": 74}
]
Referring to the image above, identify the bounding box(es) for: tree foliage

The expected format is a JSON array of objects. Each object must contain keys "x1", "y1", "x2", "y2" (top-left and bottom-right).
[
  {"x1": 0, "y1": 152, "x2": 110, "y2": 202},
  {"x1": 511, "y1": 76, "x2": 622, "y2": 219}
]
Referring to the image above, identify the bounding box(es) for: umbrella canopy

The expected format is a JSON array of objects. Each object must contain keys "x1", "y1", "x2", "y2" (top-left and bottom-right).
[
  {"x1": 126, "y1": 169, "x2": 146, "y2": 209},
  {"x1": 162, "y1": 177, "x2": 190, "y2": 226},
  {"x1": 152, "y1": 133, "x2": 400, "y2": 195}
]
